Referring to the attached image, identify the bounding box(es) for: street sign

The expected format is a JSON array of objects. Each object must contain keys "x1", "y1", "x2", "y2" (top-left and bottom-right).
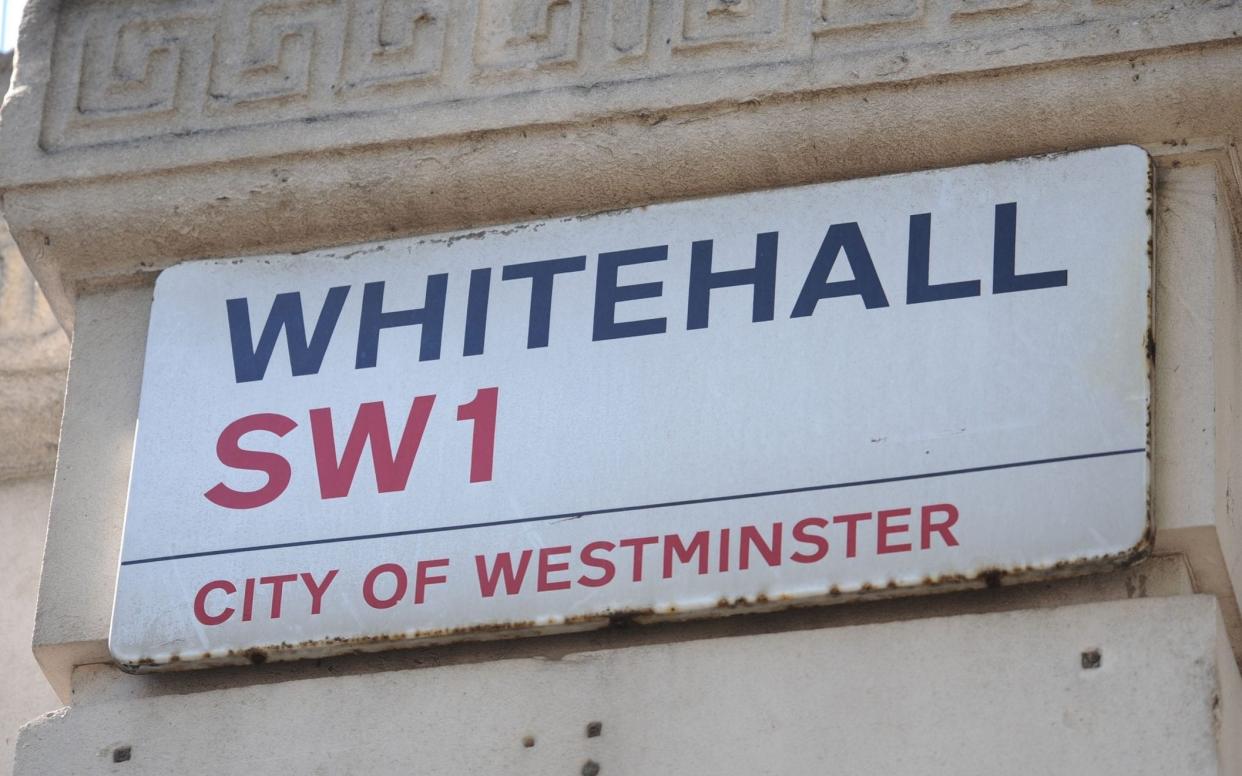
[{"x1": 110, "y1": 145, "x2": 1152, "y2": 670}]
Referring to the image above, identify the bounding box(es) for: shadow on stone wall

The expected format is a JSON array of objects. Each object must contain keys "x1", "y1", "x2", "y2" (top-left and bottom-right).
[{"x1": 0, "y1": 50, "x2": 69, "y2": 480}]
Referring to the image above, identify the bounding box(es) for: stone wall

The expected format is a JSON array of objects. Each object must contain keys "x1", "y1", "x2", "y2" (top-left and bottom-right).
[
  {"x1": 0, "y1": 222, "x2": 67, "y2": 480},
  {"x1": 0, "y1": 477, "x2": 60, "y2": 776},
  {"x1": 0, "y1": 45, "x2": 68, "y2": 776}
]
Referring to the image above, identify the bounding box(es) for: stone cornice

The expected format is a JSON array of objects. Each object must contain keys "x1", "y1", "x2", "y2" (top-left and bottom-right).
[{"x1": 0, "y1": 0, "x2": 1240, "y2": 330}]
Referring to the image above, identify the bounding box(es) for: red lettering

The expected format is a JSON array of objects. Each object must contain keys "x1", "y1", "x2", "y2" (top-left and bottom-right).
[
  {"x1": 204, "y1": 413, "x2": 297, "y2": 509},
  {"x1": 877, "y1": 508, "x2": 913, "y2": 554},
  {"x1": 833, "y1": 512, "x2": 871, "y2": 558},
  {"x1": 456, "y1": 387, "x2": 498, "y2": 483},
  {"x1": 475, "y1": 550, "x2": 533, "y2": 597},
  {"x1": 310, "y1": 396, "x2": 436, "y2": 500},
  {"x1": 921, "y1": 503, "x2": 960, "y2": 549},
  {"x1": 242, "y1": 577, "x2": 256, "y2": 622},
  {"x1": 619, "y1": 536, "x2": 659, "y2": 582},
  {"x1": 719, "y1": 527, "x2": 731, "y2": 573},
  {"x1": 363, "y1": 563, "x2": 408, "y2": 609},
  {"x1": 301, "y1": 570, "x2": 338, "y2": 615},
  {"x1": 663, "y1": 531, "x2": 710, "y2": 578},
  {"x1": 193, "y1": 580, "x2": 236, "y2": 626},
  {"x1": 537, "y1": 546, "x2": 572, "y2": 592},
  {"x1": 414, "y1": 559, "x2": 450, "y2": 604},
  {"x1": 740, "y1": 523, "x2": 782, "y2": 570},
  {"x1": 790, "y1": 517, "x2": 830, "y2": 563},
  {"x1": 261, "y1": 573, "x2": 299, "y2": 618},
  {"x1": 578, "y1": 541, "x2": 616, "y2": 587}
]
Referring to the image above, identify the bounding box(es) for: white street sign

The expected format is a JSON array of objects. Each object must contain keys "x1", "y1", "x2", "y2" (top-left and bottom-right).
[{"x1": 111, "y1": 146, "x2": 1152, "y2": 669}]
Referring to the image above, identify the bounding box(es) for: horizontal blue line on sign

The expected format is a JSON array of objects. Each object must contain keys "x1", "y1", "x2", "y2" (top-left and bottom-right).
[{"x1": 120, "y1": 447, "x2": 1146, "y2": 567}]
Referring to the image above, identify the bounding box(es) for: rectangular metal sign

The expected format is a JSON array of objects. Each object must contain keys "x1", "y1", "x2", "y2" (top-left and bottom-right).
[{"x1": 111, "y1": 146, "x2": 1152, "y2": 669}]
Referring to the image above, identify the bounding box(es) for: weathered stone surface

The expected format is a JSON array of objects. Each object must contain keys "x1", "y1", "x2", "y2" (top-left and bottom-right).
[
  {"x1": 0, "y1": 214, "x2": 68, "y2": 481},
  {"x1": 12, "y1": 0, "x2": 1241, "y2": 164},
  {"x1": 0, "y1": 48, "x2": 69, "y2": 482},
  {"x1": 14, "y1": 595, "x2": 1242, "y2": 775},
  {"x1": 0, "y1": 476, "x2": 61, "y2": 776}
]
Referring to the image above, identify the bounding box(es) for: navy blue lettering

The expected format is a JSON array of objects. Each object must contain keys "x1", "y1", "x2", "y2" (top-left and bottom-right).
[
  {"x1": 226, "y1": 286, "x2": 349, "y2": 383},
  {"x1": 501, "y1": 257, "x2": 587, "y2": 349},
  {"x1": 791, "y1": 223, "x2": 889, "y2": 316},
  {"x1": 905, "y1": 213, "x2": 980, "y2": 304},
  {"x1": 687, "y1": 232, "x2": 777, "y2": 330},
  {"x1": 593, "y1": 246, "x2": 668, "y2": 341},
  {"x1": 992, "y1": 202, "x2": 1067, "y2": 293},
  {"x1": 356, "y1": 276, "x2": 448, "y2": 369},
  {"x1": 463, "y1": 267, "x2": 491, "y2": 357}
]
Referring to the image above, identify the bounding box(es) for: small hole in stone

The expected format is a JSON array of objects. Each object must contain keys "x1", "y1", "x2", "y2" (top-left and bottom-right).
[
  {"x1": 582, "y1": 760, "x2": 601, "y2": 776},
  {"x1": 586, "y1": 721, "x2": 602, "y2": 738},
  {"x1": 522, "y1": 736, "x2": 535, "y2": 748},
  {"x1": 113, "y1": 746, "x2": 132, "y2": 763},
  {"x1": 1081, "y1": 649, "x2": 1102, "y2": 669}
]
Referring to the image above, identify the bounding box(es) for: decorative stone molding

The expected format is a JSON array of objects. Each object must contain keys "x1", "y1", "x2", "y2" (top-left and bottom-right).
[{"x1": 19, "y1": 0, "x2": 1242, "y2": 157}]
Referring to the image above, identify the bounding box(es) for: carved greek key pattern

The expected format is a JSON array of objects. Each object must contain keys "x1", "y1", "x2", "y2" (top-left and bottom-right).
[
  {"x1": 340, "y1": 0, "x2": 446, "y2": 89},
  {"x1": 604, "y1": 0, "x2": 652, "y2": 60},
  {"x1": 473, "y1": 0, "x2": 581, "y2": 70},
  {"x1": 71, "y1": 11, "x2": 214, "y2": 120},
  {"x1": 40, "y1": 0, "x2": 1238, "y2": 151},
  {"x1": 673, "y1": 0, "x2": 789, "y2": 50},
  {"x1": 816, "y1": 0, "x2": 923, "y2": 31}
]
